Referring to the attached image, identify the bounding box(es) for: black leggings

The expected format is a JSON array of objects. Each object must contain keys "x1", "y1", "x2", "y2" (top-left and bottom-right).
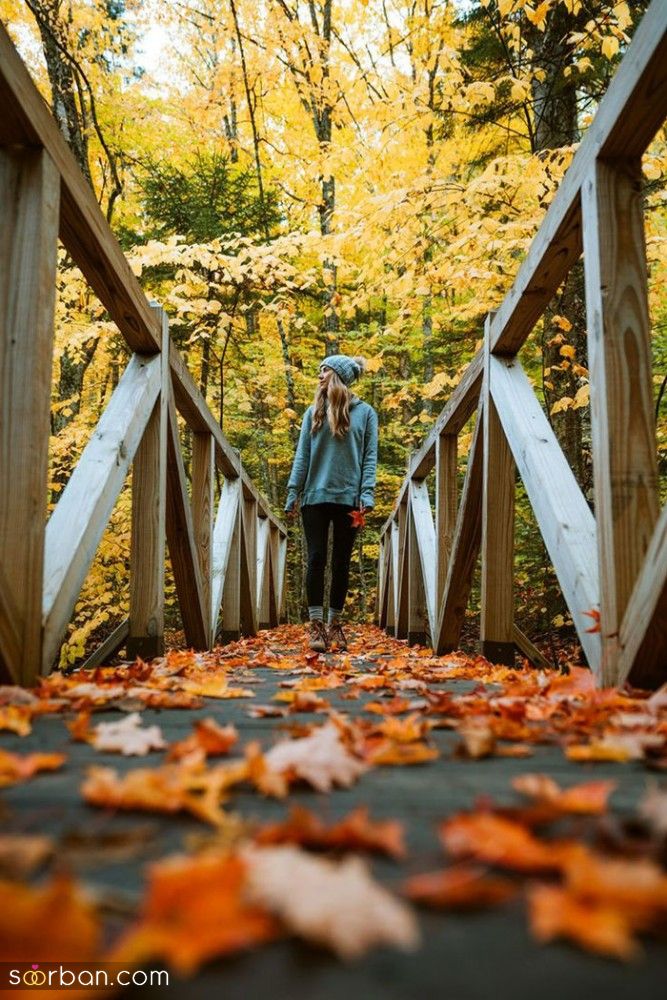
[{"x1": 301, "y1": 503, "x2": 359, "y2": 611}]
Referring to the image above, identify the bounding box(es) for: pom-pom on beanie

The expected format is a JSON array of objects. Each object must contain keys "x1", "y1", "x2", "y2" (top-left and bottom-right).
[{"x1": 321, "y1": 354, "x2": 366, "y2": 386}]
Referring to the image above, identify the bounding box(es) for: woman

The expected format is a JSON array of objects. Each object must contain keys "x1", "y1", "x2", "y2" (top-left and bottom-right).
[{"x1": 285, "y1": 354, "x2": 378, "y2": 652}]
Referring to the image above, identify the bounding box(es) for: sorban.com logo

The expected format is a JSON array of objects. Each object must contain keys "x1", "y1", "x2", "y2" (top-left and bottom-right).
[{"x1": 5, "y1": 963, "x2": 169, "y2": 989}]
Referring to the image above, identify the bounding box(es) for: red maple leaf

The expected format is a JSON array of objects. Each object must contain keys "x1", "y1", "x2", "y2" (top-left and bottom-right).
[
  {"x1": 349, "y1": 508, "x2": 366, "y2": 528},
  {"x1": 583, "y1": 608, "x2": 601, "y2": 634}
]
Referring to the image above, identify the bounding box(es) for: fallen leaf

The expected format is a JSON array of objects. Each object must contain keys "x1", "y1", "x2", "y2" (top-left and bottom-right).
[
  {"x1": 255, "y1": 805, "x2": 405, "y2": 859},
  {"x1": 0, "y1": 874, "x2": 101, "y2": 962},
  {"x1": 0, "y1": 705, "x2": 32, "y2": 736},
  {"x1": 348, "y1": 508, "x2": 366, "y2": 528},
  {"x1": 264, "y1": 722, "x2": 367, "y2": 793},
  {"x1": 0, "y1": 749, "x2": 66, "y2": 788},
  {"x1": 167, "y1": 719, "x2": 238, "y2": 760},
  {"x1": 91, "y1": 713, "x2": 166, "y2": 756},
  {"x1": 81, "y1": 761, "x2": 235, "y2": 826},
  {"x1": 512, "y1": 774, "x2": 616, "y2": 814},
  {"x1": 182, "y1": 678, "x2": 254, "y2": 699},
  {"x1": 111, "y1": 854, "x2": 278, "y2": 974},
  {"x1": 528, "y1": 883, "x2": 638, "y2": 960},
  {"x1": 243, "y1": 845, "x2": 419, "y2": 959},
  {"x1": 368, "y1": 741, "x2": 439, "y2": 766},
  {"x1": 440, "y1": 812, "x2": 573, "y2": 873},
  {"x1": 404, "y1": 866, "x2": 516, "y2": 910}
]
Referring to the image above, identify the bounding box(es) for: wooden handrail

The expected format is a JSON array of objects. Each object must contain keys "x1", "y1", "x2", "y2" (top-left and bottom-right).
[
  {"x1": 378, "y1": 0, "x2": 667, "y2": 689},
  {"x1": 0, "y1": 24, "x2": 287, "y2": 684}
]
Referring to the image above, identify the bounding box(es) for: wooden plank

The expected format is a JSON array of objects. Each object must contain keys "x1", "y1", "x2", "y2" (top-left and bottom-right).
[
  {"x1": 220, "y1": 494, "x2": 242, "y2": 643},
  {"x1": 389, "y1": 520, "x2": 400, "y2": 633},
  {"x1": 42, "y1": 353, "x2": 161, "y2": 673},
  {"x1": 489, "y1": 0, "x2": 667, "y2": 356},
  {"x1": 268, "y1": 524, "x2": 285, "y2": 626},
  {"x1": 0, "y1": 146, "x2": 59, "y2": 684},
  {"x1": 80, "y1": 619, "x2": 129, "y2": 671},
  {"x1": 240, "y1": 498, "x2": 259, "y2": 636},
  {"x1": 395, "y1": 502, "x2": 410, "y2": 639},
  {"x1": 406, "y1": 500, "x2": 429, "y2": 646},
  {"x1": 211, "y1": 477, "x2": 241, "y2": 637},
  {"x1": 256, "y1": 517, "x2": 271, "y2": 627},
  {"x1": 582, "y1": 158, "x2": 659, "y2": 686},
  {"x1": 617, "y1": 502, "x2": 667, "y2": 690},
  {"x1": 434, "y1": 407, "x2": 484, "y2": 655},
  {"x1": 380, "y1": 352, "x2": 483, "y2": 537},
  {"x1": 192, "y1": 431, "x2": 216, "y2": 646},
  {"x1": 165, "y1": 394, "x2": 209, "y2": 650},
  {"x1": 128, "y1": 307, "x2": 169, "y2": 661},
  {"x1": 488, "y1": 354, "x2": 601, "y2": 674},
  {"x1": 409, "y1": 480, "x2": 436, "y2": 639},
  {"x1": 276, "y1": 533, "x2": 288, "y2": 623},
  {"x1": 435, "y1": 433, "x2": 457, "y2": 613},
  {"x1": 481, "y1": 317, "x2": 515, "y2": 665},
  {"x1": 513, "y1": 625, "x2": 552, "y2": 672}
]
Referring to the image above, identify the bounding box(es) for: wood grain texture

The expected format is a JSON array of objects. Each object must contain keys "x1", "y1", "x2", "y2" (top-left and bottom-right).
[
  {"x1": 406, "y1": 501, "x2": 429, "y2": 645},
  {"x1": 256, "y1": 517, "x2": 271, "y2": 627},
  {"x1": 481, "y1": 319, "x2": 515, "y2": 664},
  {"x1": 192, "y1": 431, "x2": 216, "y2": 645},
  {"x1": 395, "y1": 501, "x2": 409, "y2": 639},
  {"x1": 489, "y1": 355, "x2": 601, "y2": 675},
  {"x1": 42, "y1": 353, "x2": 161, "y2": 673},
  {"x1": 434, "y1": 406, "x2": 484, "y2": 655},
  {"x1": 409, "y1": 480, "x2": 436, "y2": 639},
  {"x1": 128, "y1": 307, "x2": 169, "y2": 661},
  {"x1": 165, "y1": 395, "x2": 209, "y2": 650},
  {"x1": 220, "y1": 492, "x2": 242, "y2": 642},
  {"x1": 211, "y1": 477, "x2": 241, "y2": 636},
  {"x1": 435, "y1": 434, "x2": 457, "y2": 614},
  {"x1": 617, "y1": 501, "x2": 667, "y2": 689},
  {"x1": 489, "y1": 0, "x2": 667, "y2": 356},
  {"x1": 0, "y1": 146, "x2": 59, "y2": 684},
  {"x1": 240, "y1": 498, "x2": 259, "y2": 636},
  {"x1": 582, "y1": 158, "x2": 659, "y2": 686}
]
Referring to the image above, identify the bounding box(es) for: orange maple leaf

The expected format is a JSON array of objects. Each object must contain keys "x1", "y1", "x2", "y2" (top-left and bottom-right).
[
  {"x1": 404, "y1": 865, "x2": 516, "y2": 911},
  {"x1": 255, "y1": 804, "x2": 406, "y2": 859}
]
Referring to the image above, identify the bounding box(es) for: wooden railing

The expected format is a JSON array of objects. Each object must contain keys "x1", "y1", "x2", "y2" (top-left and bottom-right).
[
  {"x1": 0, "y1": 23, "x2": 287, "y2": 686},
  {"x1": 377, "y1": 0, "x2": 667, "y2": 690}
]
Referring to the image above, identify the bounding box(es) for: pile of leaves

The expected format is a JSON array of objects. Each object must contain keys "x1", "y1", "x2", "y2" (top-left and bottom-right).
[{"x1": 1, "y1": 623, "x2": 667, "y2": 983}]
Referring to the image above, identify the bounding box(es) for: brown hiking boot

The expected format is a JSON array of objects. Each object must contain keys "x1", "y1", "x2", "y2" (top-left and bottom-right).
[
  {"x1": 308, "y1": 619, "x2": 329, "y2": 653},
  {"x1": 328, "y1": 621, "x2": 348, "y2": 651}
]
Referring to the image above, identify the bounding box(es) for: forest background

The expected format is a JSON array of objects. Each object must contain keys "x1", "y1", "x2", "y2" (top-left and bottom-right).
[{"x1": 2, "y1": 0, "x2": 666, "y2": 667}]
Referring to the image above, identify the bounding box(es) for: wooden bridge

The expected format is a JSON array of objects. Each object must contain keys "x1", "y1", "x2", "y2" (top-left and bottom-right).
[{"x1": 1, "y1": 1, "x2": 667, "y2": 690}]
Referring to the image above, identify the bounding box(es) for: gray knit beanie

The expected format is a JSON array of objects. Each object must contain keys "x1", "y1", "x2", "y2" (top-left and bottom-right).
[{"x1": 321, "y1": 354, "x2": 366, "y2": 386}]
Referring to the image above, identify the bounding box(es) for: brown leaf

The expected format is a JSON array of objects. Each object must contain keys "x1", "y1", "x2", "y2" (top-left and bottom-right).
[
  {"x1": 512, "y1": 774, "x2": 616, "y2": 814},
  {"x1": 256, "y1": 805, "x2": 405, "y2": 859},
  {"x1": 528, "y1": 883, "x2": 638, "y2": 960},
  {"x1": 404, "y1": 866, "x2": 516, "y2": 910},
  {"x1": 0, "y1": 749, "x2": 66, "y2": 788},
  {"x1": 0, "y1": 875, "x2": 101, "y2": 962},
  {"x1": 440, "y1": 812, "x2": 574, "y2": 874}
]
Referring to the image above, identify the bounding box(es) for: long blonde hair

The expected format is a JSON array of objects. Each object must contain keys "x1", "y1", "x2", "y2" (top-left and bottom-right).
[{"x1": 311, "y1": 370, "x2": 351, "y2": 439}]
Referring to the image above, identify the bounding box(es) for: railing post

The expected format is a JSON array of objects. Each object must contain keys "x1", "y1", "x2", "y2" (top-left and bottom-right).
[
  {"x1": 480, "y1": 313, "x2": 515, "y2": 665},
  {"x1": 407, "y1": 495, "x2": 428, "y2": 646},
  {"x1": 395, "y1": 497, "x2": 409, "y2": 639},
  {"x1": 191, "y1": 430, "x2": 216, "y2": 646},
  {"x1": 582, "y1": 158, "x2": 660, "y2": 686},
  {"x1": 0, "y1": 147, "x2": 59, "y2": 685},
  {"x1": 128, "y1": 304, "x2": 168, "y2": 660},
  {"x1": 435, "y1": 433, "x2": 457, "y2": 613},
  {"x1": 219, "y1": 452, "x2": 243, "y2": 643}
]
